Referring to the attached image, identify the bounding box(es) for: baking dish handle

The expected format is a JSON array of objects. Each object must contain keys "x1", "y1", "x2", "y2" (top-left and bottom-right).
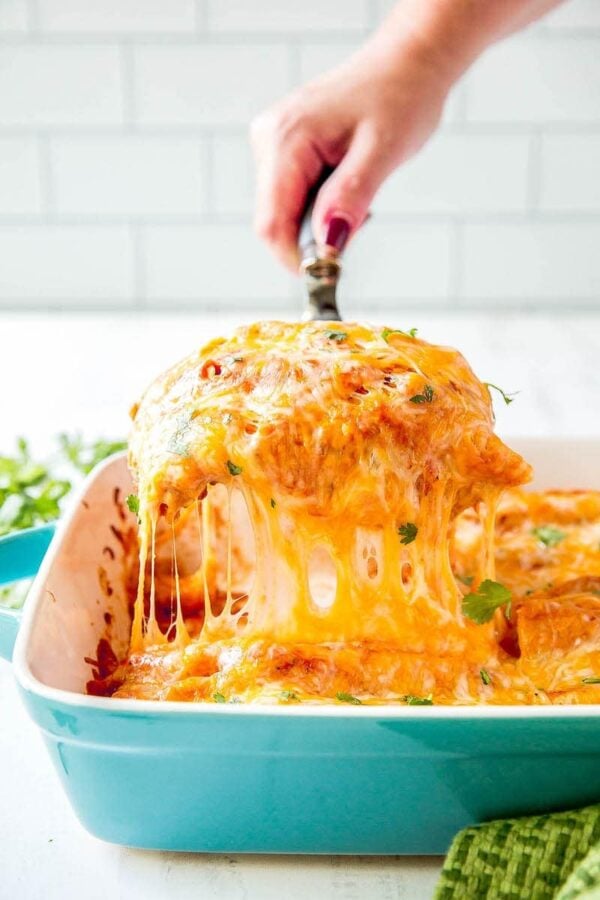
[{"x1": 0, "y1": 523, "x2": 56, "y2": 661}]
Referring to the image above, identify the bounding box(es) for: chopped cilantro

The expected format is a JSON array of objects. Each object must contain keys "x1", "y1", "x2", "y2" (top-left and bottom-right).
[
  {"x1": 226, "y1": 460, "x2": 243, "y2": 476},
  {"x1": 462, "y1": 579, "x2": 512, "y2": 624},
  {"x1": 398, "y1": 522, "x2": 418, "y2": 545},
  {"x1": 458, "y1": 574, "x2": 474, "y2": 587},
  {"x1": 480, "y1": 668, "x2": 492, "y2": 686},
  {"x1": 336, "y1": 692, "x2": 362, "y2": 705},
  {"x1": 403, "y1": 694, "x2": 433, "y2": 706},
  {"x1": 381, "y1": 327, "x2": 418, "y2": 342},
  {"x1": 532, "y1": 525, "x2": 566, "y2": 548},
  {"x1": 484, "y1": 383, "x2": 518, "y2": 406},
  {"x1": 270, "y1": 498, "x2": 276, "y2": 509},
  {"x1": 409, "y1": 385, "x2": 434, "y2": 404},
  {"x1": 213, "y1": 692, "x2": 226, "y2": 703},
  {"x1": 280, "y1": 690, "x2": 299, "y2": 702},
  {"x1": 582, "y1": 677, "x2": 600, "y2": 685},
  {"x1": 325, "y1": 330, "x2": 348, "y2": 342},
  {"x1": 126, "y1": 494, "x2": 139, "y2": 516}
]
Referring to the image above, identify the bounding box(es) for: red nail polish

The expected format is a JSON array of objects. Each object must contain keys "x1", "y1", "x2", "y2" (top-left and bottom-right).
[{"x1": 324, "y1": 216, "x2": 351, "y2": 253}]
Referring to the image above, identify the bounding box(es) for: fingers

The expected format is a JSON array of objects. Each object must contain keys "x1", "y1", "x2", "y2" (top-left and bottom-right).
[
  {"x1": 312, "y1": 123, "x2": 399, "y2": 252},
  {"x1": 250, "y1": 108, "x2": 324, "y2": 273}
]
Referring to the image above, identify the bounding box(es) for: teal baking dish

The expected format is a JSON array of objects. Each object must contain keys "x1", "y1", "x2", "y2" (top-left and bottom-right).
[{"x1": 1, "y1": 441, "x2": 599, "y2": 854}]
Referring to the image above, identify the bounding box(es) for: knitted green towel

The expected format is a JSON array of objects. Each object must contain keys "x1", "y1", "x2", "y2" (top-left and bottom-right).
[{"x1": 435, "y1": 805, "x2": 600, "y2": 900}]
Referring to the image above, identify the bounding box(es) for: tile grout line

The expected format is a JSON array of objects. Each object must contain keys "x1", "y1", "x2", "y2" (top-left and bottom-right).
[
  {"x1": 195, "y1": 0, "x2": 209, "y2": 33},
  {"x1": 448, "y1": 219, "x2": 464, "y2": 303},
  {"x1": 527, "y1": 129, "x2": 543, "y2": 212},
  {"x1": 119, "y1": 42, "x2": 137, "y2": 129},
  {"x1": 131, "y1": 224, "x2": 146, "y2": 309},
  {"x1": 203, "y1": 134, "x2": 216, "y2": 217},
  {"x1": 37, "y1": 133, "x2": 55, "y2": 218},
  {"x1": 25, "y1": 0, "x2": 40, "y2": 33}
]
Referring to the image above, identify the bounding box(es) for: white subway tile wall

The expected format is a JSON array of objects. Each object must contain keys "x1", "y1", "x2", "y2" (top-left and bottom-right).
[{"x1": 0, "y1": 0, "x2": 598, "y2": 312}]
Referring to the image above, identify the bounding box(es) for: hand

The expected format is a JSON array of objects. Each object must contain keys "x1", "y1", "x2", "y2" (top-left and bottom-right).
[
  {"x1": 251, "y1": 0, "x2": 564, "y2": 272},
  {"x1": 250, "y1": 36, "x2": 452, "y2": 271}
]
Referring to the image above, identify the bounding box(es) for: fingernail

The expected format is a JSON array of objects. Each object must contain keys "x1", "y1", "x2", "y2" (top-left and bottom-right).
[{"x1": 324, "y1": 216, "x2": 351, "y2": 253}]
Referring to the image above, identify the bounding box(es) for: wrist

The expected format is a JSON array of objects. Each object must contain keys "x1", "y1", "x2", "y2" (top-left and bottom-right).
[{"x1": 367, "y1": 0, "x2": 495, "y2": 93}]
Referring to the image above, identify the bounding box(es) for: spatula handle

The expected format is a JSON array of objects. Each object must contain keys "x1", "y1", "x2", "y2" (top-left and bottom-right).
[{"x1": 298, "y1": 166, "x2": 335, "y2": 266}]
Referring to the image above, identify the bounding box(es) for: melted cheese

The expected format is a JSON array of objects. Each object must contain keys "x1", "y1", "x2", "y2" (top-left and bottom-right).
[{"x1": 90, "y1": 321, "x2": 600, "y2": 705}]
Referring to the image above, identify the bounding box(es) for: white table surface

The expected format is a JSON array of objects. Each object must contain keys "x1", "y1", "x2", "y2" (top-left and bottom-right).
[{"x1": 1, "y1": 308, "x2": 599, "y2": 900}]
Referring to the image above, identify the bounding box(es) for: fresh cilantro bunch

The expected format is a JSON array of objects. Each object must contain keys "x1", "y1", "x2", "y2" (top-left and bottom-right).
[
  {"x1": 0, "y1": 438, "x2": 70, "y2": 537},
  {"x1": 0, "y1": 435, "x2": 126, "y2": 606},
  {"x1": 0, "y1": 434, "x2": 126, "y2": 537}
]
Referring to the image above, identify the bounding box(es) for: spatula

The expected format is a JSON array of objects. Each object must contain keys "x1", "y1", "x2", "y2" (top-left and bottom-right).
[{"x1": 298, "y1": 168, "x2": 343, "y2": 321}]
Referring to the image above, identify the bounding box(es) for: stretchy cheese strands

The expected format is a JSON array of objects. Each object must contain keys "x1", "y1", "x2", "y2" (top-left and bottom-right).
[
  {"x1": 170, "y1": 522, "x2": 188, "y2": 647},
  {"x1": 123, "y1": 321, "x2": 539, "y2": 701}
]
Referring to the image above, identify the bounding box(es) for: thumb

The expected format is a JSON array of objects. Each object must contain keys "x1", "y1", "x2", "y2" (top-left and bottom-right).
[{"x1": 313, "y1": 125, "x2": 396, "y2": 252}]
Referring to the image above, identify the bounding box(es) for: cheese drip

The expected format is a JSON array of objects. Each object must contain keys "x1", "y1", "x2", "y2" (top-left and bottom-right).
[{"x1": 124, "y1": 321, "x2": 534, "y2": 701}]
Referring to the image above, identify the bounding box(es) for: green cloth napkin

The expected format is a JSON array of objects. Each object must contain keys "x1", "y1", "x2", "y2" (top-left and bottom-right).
[{"x1": 435, "y1": 805, "x2": 600, "y2": 899}]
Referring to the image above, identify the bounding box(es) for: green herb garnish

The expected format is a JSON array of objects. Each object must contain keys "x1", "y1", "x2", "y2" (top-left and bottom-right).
[
  {"x1": 270, "y1": 498, "x2": 276, "y2": 509},
  {"x1": 458, "y1": 574, "x2": 474, "y2": 587},
  {"x1": 403, "y1": 694, "x2": 433, "y2": 706},
  {"x1": 480, "y1": 668, "x2": 492, "y2": 686},
  {"x1": 336, "y1": 692, "x2": 362, "y2": 705},
  {"x1": 0, "y1": 435, "x2": 125, "y2": 539},
  {"x1": 213, "y1": 692, "x2": 226, "y2": 703},
  {"x1": 398, "y1": 522, "x2": 418, "y2": 545},
  {"x1": 582, "y1": 677, "x2": 600, "y2": 685},
  {"x1": 532, "y1": 525, "x2": 566, "y2": 548},
  {"x1": 57, "y1": 433, "x2": 127, "y2": 474},
  {"x1": 462, "y1": 579, "x2": 512, "y2": 624},
  {"x1": 126, "y1": 494, "x2": 139, "y2": 516},
  {"x1": 381, "y1": 327, "x2": 418, "y2": 342},
  {"x1": 484, "y1": 383, "x2": 518, "y2": 406},
  {"x1": 325, "y1": 330, "x2": 348, "y2": 342},
  {"x1": 409, "y1": 385, "x2": 434, "y2": 404},
  {"x1": 226, "y1": 460, "x2": 243, "y2": 476},
  {"x1": 280, "y1": 690, "x2": 299, "y2": 702}
]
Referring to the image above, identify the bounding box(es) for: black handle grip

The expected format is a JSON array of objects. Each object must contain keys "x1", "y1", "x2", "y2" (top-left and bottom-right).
[{"x1": 298, "y1": 166, "x2": 334, "y2": 263}]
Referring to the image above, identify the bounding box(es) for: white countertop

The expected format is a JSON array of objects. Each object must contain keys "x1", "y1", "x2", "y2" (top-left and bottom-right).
[{"x1": 1, "y1": 309, "x2": 599, "y2": 900}]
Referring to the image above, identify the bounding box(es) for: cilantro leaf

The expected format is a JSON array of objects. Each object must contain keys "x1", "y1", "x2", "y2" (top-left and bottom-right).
[
  {"x1": 462, "y1": 579, "x2": 512, "y2": 624},
  {"x1": 398, "y1": 522, "x2": 418, "y2": 545},
  {"x1": 336, "y1": 692, "x2": 362, "y2": 705},
  {"x1": 458, "y1": 574, "x2": 474, "y2": 587},
  {"x1": 325, "y1": 330, "x2": 348, "y2": 342},
  {"x1": 403, "y1": 694, "x2": 433, "y2": 706},
  {"x1": 213, "y1": 692, "x2": 226, "y2": 703},
  {"x1": 532, "y1": 525, "x2": 566, "y2": 548},
  {"x1": 480, "y1": 668, "x2": 492, "y2": 686},
  {"x1": 484, "y1": 383, "x2": 518, "y2": 406},
  {"x1": 126, "y1": 494, "x2": 139, "y2": 516},
  {"x1": 280, "y1": 690, "x2": 299, "y2": 702},
  {"x1": 226, "y1": 460, "x2": 243, "y2": 476},
  {"x1": 409, "y1": 385, "x2": 434, "y2": 404},
  {"x1": 381, "y1": 327, "x2": 418, "y2": 342}
]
